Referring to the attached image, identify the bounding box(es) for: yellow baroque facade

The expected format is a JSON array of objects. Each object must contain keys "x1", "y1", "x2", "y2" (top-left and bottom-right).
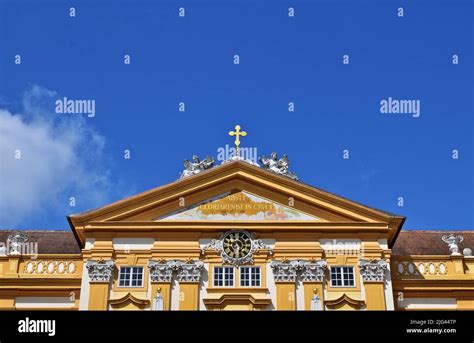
[{"x1": 1, "y1": 160, "x2": 473, "y2": 311}]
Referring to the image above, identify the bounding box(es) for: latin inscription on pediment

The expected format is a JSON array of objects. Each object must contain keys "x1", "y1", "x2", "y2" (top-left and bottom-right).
[{"x1": 156, "y1": 191, "x2": 320, "y2": 221}]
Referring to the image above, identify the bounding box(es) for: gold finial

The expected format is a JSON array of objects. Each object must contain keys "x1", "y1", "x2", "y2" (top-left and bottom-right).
[
  {"x1": 157, "y1": 287, "x2": 162, "y2": 293},
  {"x1": 313, "y1": 288, "x2": 318, "y2": 295},
  {"x1": 228, "y1": 124, "x2": 247, "y2": 157}
]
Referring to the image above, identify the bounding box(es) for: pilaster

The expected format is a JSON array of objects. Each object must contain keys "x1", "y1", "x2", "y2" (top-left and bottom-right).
[
  {"x1": 359, "y1": 259, "x2": 387, "y2": 310},
  {"x1": 276, "y1": 283, "x2": 296, "y2": 310},
  {"x1": 177, "y1": 260, "x2": 203, "y2": 310},
  {"x1": 300, "y1": 260, "x2": 326, "y2": 310},
  {"x1": 86, "y1": 259, "x2": 114, "y2": 310},
  {"x1": 5, "y1": 256, "x2": 20, "y2": 277},
  {"x1": 270, "y1": 260, "x2": 299, "y2": 310},
  {"x1": 148, "y1": 260, "x2": 174, "y2": 310}
]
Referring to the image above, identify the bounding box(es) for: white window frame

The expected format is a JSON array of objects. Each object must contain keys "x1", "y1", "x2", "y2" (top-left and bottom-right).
[
  {"x1": 118, "y1": 266, "x2": 144, "y2": 288},
  {"x1": 240, "y1": 266, "x2": 261, "y2": 287},
  {"x1": 330, "y1": 266, "x2": 356, "y2": 288},
  {"x1": 213, "y1": 266, "x2": 234, "y2": 287}
]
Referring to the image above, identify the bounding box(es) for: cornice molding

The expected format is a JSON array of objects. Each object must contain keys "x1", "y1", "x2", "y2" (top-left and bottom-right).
[
  {"x1": 392, "y1": 279, "x2": 474, "y2": 289},
  {"x1": 84, "y1": 221, "x2": 391, "y2": 231}
]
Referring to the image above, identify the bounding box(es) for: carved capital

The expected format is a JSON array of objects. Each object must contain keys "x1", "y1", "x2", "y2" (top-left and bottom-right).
[
  {"x1": 148, "y1": 259, "x2": 204, "y2": 283},
  {"x1": 270, "y1": 260, "x2": 300, "y2": 282},
  {"x1": 176, "y1": 260, "x2": 204, "y2": 283},
  {"x1": 359, "y1": 259, "x2": 387, "y2": 283},
  {"x1": 271, "y1": 259, "x2": 327, "y2": 283},
  {"x1": 86, "y1": 259, "x2": 114, "y2": 283},
  {"x1": 148, "y1": 260, "x2": 174, "y2": 283},
  {"x1": 300, "y1": 260, "x2": 327, "y2": 282}
]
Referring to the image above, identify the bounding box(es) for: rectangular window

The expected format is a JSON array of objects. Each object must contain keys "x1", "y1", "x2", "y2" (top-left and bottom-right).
[
  {"x1": 213, "y1": 266, "x2": 234, "y2": 287},
  {"x1": 240, "y1": 267, "x2": 261, "y2": 287},
  {"x1": 118, "y1": 266, "x2": 144, "y2": 287},
  {"x1": 330, "y1": 266, "x2": 355, "y2": 287}
]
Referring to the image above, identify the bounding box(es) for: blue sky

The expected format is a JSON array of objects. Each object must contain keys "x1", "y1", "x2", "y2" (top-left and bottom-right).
[{"x1": 0, "y1": 0, "x2": 472, "y2": 231}]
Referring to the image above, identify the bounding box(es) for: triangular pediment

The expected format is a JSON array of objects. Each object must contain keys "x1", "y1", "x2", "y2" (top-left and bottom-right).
[
  {"x1": 156, "y1": 191, "x2": 321, "y2": 221},
  {"x1": 68, "y1": 160, "x2": 405, "y2": 246}
]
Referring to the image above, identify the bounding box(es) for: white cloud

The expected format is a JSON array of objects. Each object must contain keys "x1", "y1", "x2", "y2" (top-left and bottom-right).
[{"x1": 0, "y1": 85, "x2": 125, "y2": 227}]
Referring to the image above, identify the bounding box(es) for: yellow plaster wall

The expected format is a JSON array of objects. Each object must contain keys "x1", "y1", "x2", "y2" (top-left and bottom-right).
[
  {"x1": 88, "y1": 283, "x2": 110, "y2": 310},
  {"x1": 364, "y1": 283, "x2": 386, "y2": 310},
  {"x1": 179, "y1": 283, "x2": 199, "y2": 310},
  {"x1": 457, "y1": 298, "x2": 474, "y2": 310},
  {"x1": 275, "y1": 283, "x2": 296, "y2": 310}
]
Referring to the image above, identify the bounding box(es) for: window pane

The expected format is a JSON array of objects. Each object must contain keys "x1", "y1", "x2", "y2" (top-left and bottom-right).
[
  {"x1": 331, "y1": 267, "x2": 345, "y2": 287},
  {"x1": 224, "y1": 267, "x2": 234, "y2": 286},
  {"x1": 133, "y1": 267, "x2": 143, "y2": 287},
  {"x1": 251, "y1": 267, "x2": 260, "y2": 287},
  {"x1": 119, "y1": 267, "x2": 143, "y2": 287},
  {"x1": 119, "y1": 267, "x2": 131, "y2": 287},
  {"x1": 214, "y1": 267, "x2": 223, "y2": 287},
  {"x1": 240, "y1": 267, "x2": 250, "y2": 286}
]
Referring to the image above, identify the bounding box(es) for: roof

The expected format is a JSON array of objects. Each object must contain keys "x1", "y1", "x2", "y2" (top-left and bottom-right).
[
  {"x1": 0, "y1": 229, "x2": 472, "y2": 256},
  {"x1": 0, "y1": 230, "x2": 81, "y2": 254},
  {"x1": 392, "y1": 230, "x2": 474, "y2": 255},
  {"x1": 295, "y1": 178, "x2": 400, "y2": 217}
]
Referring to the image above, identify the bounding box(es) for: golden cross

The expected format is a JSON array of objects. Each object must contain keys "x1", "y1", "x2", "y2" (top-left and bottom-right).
[{"x1": 228, "y1": 124, "x2": 247, "y2": 157}]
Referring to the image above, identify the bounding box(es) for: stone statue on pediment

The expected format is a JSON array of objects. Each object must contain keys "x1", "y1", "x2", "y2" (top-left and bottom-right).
[
  {"x1": 260, "y1": 152, "x2": 299, "y2": 181},
  {"x1": 180, "y1": 155, "x2": 215, "y2": 179}
]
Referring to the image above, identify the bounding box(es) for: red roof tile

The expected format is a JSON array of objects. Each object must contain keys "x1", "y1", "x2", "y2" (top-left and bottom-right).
[
  {"x1": 0, "y1": 230, "x2": 81, "y2": 254},
  {"x1": 392, "y1": 230, "x2": 474, "y2": 255}
]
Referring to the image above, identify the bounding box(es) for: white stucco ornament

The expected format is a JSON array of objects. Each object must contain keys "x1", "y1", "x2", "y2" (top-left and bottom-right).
[
  {"x1": 359, "y1": 259, "x2": 388, "y2": 282},
  {"x1": 442, "y1": 234, "x2": 464, "y2": 256},
  {"x1": 202, "y1": 230, "x2": 271, "y2": 267}
]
